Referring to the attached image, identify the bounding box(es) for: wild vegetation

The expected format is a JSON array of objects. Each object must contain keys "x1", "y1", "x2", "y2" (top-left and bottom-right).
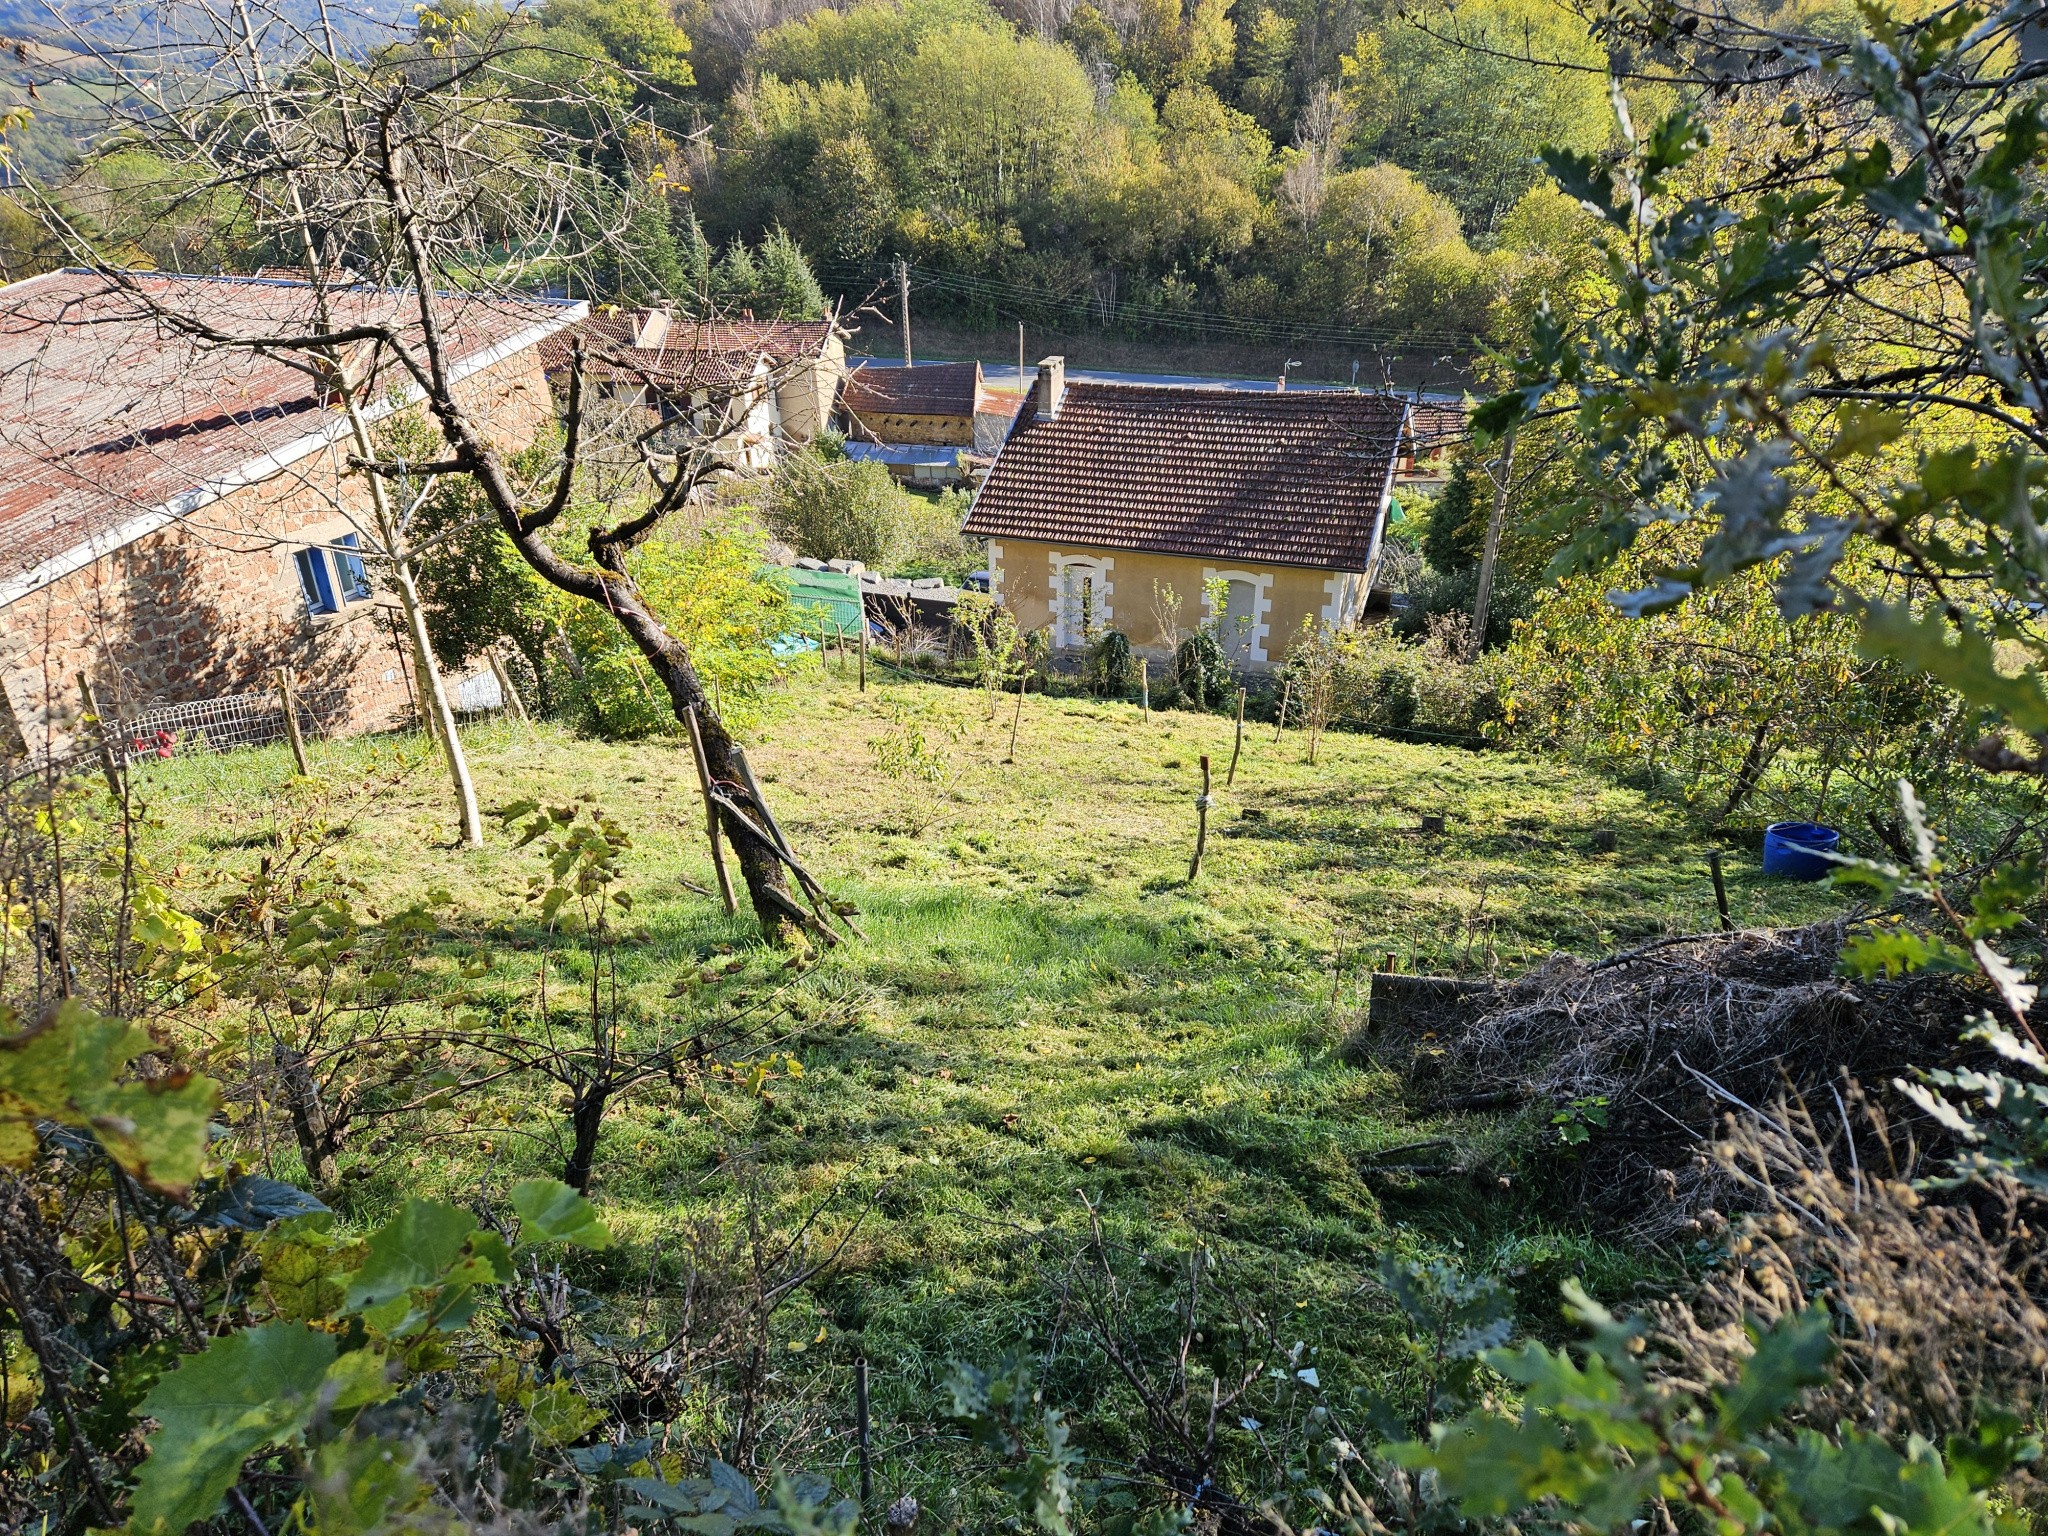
[{"x1": 2, "y1": 0, "x2": 2048, "y2": 1535}]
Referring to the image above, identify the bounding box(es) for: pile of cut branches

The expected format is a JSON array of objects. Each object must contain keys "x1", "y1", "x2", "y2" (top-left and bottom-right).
[{"x1": 1366, "y1": 922, "x2": 1986, "y2": 1240}]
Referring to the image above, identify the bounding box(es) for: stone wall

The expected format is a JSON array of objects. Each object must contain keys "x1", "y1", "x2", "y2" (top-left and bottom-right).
[{"x1": 0, "y1": 347, "x2": 557, "y2": 756}]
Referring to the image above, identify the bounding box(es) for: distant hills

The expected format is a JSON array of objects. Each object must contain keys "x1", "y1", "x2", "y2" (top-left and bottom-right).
[{"x1": 0, "y1": 0, "x2": 419, "y2": 177}]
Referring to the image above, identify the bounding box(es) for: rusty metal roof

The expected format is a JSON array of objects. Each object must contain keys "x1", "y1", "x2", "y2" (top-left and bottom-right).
[
  {"x1": 0, "y1": 269, "x2": 581, "y2": 602},
  {"x1": 962, "y1": 380, "x2": 1408, "y2": 571}
]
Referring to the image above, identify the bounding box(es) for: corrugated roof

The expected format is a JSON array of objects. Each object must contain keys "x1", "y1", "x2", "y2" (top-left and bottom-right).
[
  {"x1": 963, "y1": 380, "x2": 1407, "y2": 571},
  {"x1": 842, "y1": 360, "x2": 987, "y2": 420},
  {"x1": 0, "y1": 269, "x2": 580, "y2": 599}
]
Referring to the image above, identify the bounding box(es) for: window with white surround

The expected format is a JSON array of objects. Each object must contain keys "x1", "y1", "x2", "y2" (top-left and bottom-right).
[
  {"x1": 1050, "y1": 554, "x2": 1113, "y2": 647},
  {"x1": 1200, "y1": 567, "x2": 1272, "y2": 663}
]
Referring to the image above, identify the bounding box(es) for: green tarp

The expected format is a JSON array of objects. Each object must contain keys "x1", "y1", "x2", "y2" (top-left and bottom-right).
[{"x1": 778, "y1": 566, "x2": 865, "y2": 635}]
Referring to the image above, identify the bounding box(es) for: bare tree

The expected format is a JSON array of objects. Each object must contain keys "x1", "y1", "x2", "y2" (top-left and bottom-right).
[{"x1": 8, "y1": 0, "x2": 853, "y2": 940}]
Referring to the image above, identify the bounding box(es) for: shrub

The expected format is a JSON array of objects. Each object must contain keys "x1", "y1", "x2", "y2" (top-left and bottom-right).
[
  {"x1": 1090, "y1": 629, "x2": 1138, "y2": 695},
  {"x1": 766, "y1": 453, "x2": 978, "y2": 578},
  {"x1": 1174, "y1": 630, "x2": 1232, "y2": 708}
]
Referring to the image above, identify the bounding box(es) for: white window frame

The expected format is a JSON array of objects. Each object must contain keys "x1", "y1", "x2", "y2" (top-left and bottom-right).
[
  {"x1": 1200, "y1": 567, "x2": 1273, "y2": 664},
  {"x1": 1049, "y1": 552, "x2": 1114, "y2": 647}
]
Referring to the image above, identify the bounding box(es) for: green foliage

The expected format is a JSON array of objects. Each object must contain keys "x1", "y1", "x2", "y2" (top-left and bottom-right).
[
  {"x1": 496, "y1": 798, "x2": 634, "y2": 932},
  {"x1": 1365, "y1": 1255, "x2": 1514, "y2": 1438},
  {"x1": 944, "y1": 1356, "x2": 1087, "y2": 1535},
  {"x1": 557, "y1": 518, "x2": 792, "y2": 737},
  {"x1": 1478, "y1": 5, "x2": 2048, "y2": 756},
  {"x1": 0, "y1": 1000, "x2": 217, "y2": 1196},
  {"x1": 1090, "y1": 630, "x2": 1139, "y2": 696},
  {"x1": 766, "y1": 449, "x2": 976, "y2": 576},
  {"x1": 1397, "y1": 1285, "x2": 2037, "y2": 1536},
  {"x1": 956, "y1": 590, "x2": 1027, "y2": 717},
  {"x1": 1173, "y1": 630, "x2": 1232, "y2": 709}
]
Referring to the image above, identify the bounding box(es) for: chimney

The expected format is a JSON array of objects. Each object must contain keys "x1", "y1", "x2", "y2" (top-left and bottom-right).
[
  {"x1": 1276, "y1": 374, "x2": 1287, "y2": 391},
  {"x1": 1035, "y1": 356, "x2": 1067, "y2": 420},
  {"x1": 630, "y1": 306, "x2": 671, "y2": 350}
]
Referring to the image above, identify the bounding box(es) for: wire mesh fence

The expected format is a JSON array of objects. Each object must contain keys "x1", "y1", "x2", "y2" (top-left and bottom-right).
[{"x1": 113, "y1": 684, "x2": 352, "y2": 764}]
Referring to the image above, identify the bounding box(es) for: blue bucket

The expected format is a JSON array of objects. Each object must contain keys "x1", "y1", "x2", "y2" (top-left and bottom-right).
[{"x1": 1763, "y1": 822, "x2": 1840, "y2": 881}]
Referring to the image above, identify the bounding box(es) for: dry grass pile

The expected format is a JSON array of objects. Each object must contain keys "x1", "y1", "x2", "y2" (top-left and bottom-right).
[
  {"x1": 1373, "y1": 921, "x2": 1983, "y2": 1239},
  {"x1": 1650, "y1": 1094, "x2": 2048, "y2": 1444}
]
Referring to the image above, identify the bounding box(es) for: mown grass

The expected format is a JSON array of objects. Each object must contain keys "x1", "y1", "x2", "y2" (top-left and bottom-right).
[{"x1": 130, "y1": 666, "x2": 1846, "y2": 1521}]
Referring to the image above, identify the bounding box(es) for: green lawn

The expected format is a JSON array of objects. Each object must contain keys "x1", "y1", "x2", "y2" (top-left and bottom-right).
[{"x1": 130, "y1": 667, "x2": 1846, "y2": 1521}]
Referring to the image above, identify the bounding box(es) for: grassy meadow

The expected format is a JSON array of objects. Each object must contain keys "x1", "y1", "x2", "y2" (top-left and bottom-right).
[{"x1": 127, "y1": 665, "x2": 1847, "y2": 1520}]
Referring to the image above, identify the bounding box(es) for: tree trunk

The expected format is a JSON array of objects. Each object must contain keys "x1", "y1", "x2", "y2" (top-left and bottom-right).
[
  {"x1": 563, "y1": 1082, "x2": 611, "y2": 1193},
  {"x1": 275, "y1": 1043, "x2": 340, "y2": 1189},
  {"x1": 1470, "y1": 430, "x2": 1516, "y2": 658}
]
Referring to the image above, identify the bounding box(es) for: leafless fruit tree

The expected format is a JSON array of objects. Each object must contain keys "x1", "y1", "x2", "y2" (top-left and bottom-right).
[{"x1": 8, "y1": 0, "x2": 850, "y2": 940}]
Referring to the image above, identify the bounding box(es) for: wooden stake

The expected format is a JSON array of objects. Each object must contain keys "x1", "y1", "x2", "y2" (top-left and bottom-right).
[
  {"x1": 274, "y1": 668, "x2": 310, "y2": 776},
  {"x1": 855, "y1": 1356, "x2": 873, "y2": 1509},
  {"x1": 818, "y1": 621, "x2": 830, "y2": 675},
  {"x1": 685, "y1": 705, "x2": 738, "y2": 915},
  {"x1": 1274, "y1": 677, "x2": 1291, "y2": 741},
  {"x1": 1140, "y1": 657, "x2": 1150, "y2": 720},
  {"x1": 1708, "y1": 849, "x2": 1732, "y2": 932},
  {"x1": 487, "y1": 650, "x2": 530, "y2": 724},
  {"x1": 1188, "y1": 756, "x2": 1212, "y2": 880},
  {"x1": 75, "y1": 672, "x2": 123, "y2": 799},
  {"x1": 1005, "y1": 669, "x2": 1027, "y2": 763},
  {"x1": 1226, "y1": 686, "x2": 1245, "y2": 786},
  {"x1": 857, "y1": 617, "x2": 868, "y2": 692}
]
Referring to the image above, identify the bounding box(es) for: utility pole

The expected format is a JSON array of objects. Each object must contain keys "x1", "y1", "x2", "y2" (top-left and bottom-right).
[
  {"x1": 896, "y1": 257, "x2": 913, "y2": 366},
  {"x1": 1018, "y1": 321, "x2": 1025, "y2": 391},
  {"x1": 1469, "y1": 429, "x2": 1517, "y2": 660}
]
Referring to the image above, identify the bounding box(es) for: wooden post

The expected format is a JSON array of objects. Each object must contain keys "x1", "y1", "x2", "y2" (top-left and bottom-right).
[
  {"x1": 1140, "y1": 657, "x2": 1150, "y2": 720},
  {"x1": 488, "y1": 650, "x2": 530, "y2": 725},
  {"x1": 685, "y1": 705, "x2": 738, "y2": 916},
  {"x1": 818, "y1": 621, "x2": 831, "y2": 676},
  {"x1": 1188, "y1": 756, "x2": 1212, "y2": 880},
  {"x1": 1274, "y1": 677, "x2": 1292, "y2": 742},
  {"x1": 1005, "y1": 669, "x2": 1027, "y2": 764},
  {"x1": 857, "y1": 615, "x2": 868, "y2": 692},
  {"x1": 74, "y1": 673, "x2": 123, "y2": 799},
  {"x1": 274, "y1": 668, "x2": 310, "y2": 776},
  {"x1": 855, "y1": 1356, "x2": 874, "y2": 1509},
  {"x1": 1708, "y1": 849, "x2": 1732, "y2": 932},
  {"x1": 1226, "y1": 687, "x2": 1246, "y2": 786}
]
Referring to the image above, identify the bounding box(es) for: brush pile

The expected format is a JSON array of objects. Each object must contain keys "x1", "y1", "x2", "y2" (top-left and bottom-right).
[{"x1": 1361, "y1": 921, "x2": 1987, "y2": 1241}]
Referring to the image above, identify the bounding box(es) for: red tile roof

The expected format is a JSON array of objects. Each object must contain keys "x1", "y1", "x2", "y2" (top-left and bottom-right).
[
  {"x1": 963, "y1": 381, "x2": 1408, "y2": 571},
  {"x1": 842, "y1": 360, "x2": 990, "y2": 421},
  {"x1": 543, "y1": 312, "x2": 836, "y2": 392},
  {"x1": 0, "y1": 269, "x2": 579, "y2": 597}
]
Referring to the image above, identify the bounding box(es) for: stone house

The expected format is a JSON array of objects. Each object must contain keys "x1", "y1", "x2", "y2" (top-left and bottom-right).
[
  {"x1": 543, "y1": 309, "x2": 846, "y2": 481},
  {"x1": 840, "y1": 360, "x2": 1022, "y2": 457},
  {"x1": 961, "y1": 359, "x2": 1410, "y2": 668},
  {"x1": 0, "y1": 269, "x2": 581, "y2": 756}
]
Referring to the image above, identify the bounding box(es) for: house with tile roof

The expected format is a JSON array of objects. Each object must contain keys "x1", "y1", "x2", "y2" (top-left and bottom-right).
[
  {"x1": 838, "y1": 360, "x2": 1024, "y2": 476},
  {"x1": 542, "y1": 308, "x2": 846, "y2": 476},
  {"x1": 961, "y1": 358, "x2": 1410, "y2": 667},
  {"x1": 0, "y1": 268, "x2": 579, "y2": 755}
]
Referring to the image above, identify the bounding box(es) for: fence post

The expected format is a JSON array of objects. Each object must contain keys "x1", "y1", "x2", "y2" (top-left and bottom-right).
[
  {"x1": 1188, "y1": 755, "x2": 1212, "y2": 880},
  {"x1": 685, "y1": 705, "x2": 738, "y2": 916},
  {"x1": 488, "y1": 650, "x2": 531, "y2": 725},
  {"x1": 1140, "y1": 657, "x2": 1150, "y2": 721},
  {"x1": 858, "y1": 616, "x2": 868, "y2": 693},
  {"x1": 74, "y1": 672, "x2": 123, "y2": 799},
  {"x1": 1226, "y1": 686, "x2": 1245, "y2": 786},
  {"x1": 275, "y1": 668, "x2": 310, "y2": 776}
]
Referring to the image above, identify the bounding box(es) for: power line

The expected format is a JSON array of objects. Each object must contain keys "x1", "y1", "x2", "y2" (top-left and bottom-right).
[{"x1": 820, "y1": 258, "x2": 1482, "y2": 358}]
